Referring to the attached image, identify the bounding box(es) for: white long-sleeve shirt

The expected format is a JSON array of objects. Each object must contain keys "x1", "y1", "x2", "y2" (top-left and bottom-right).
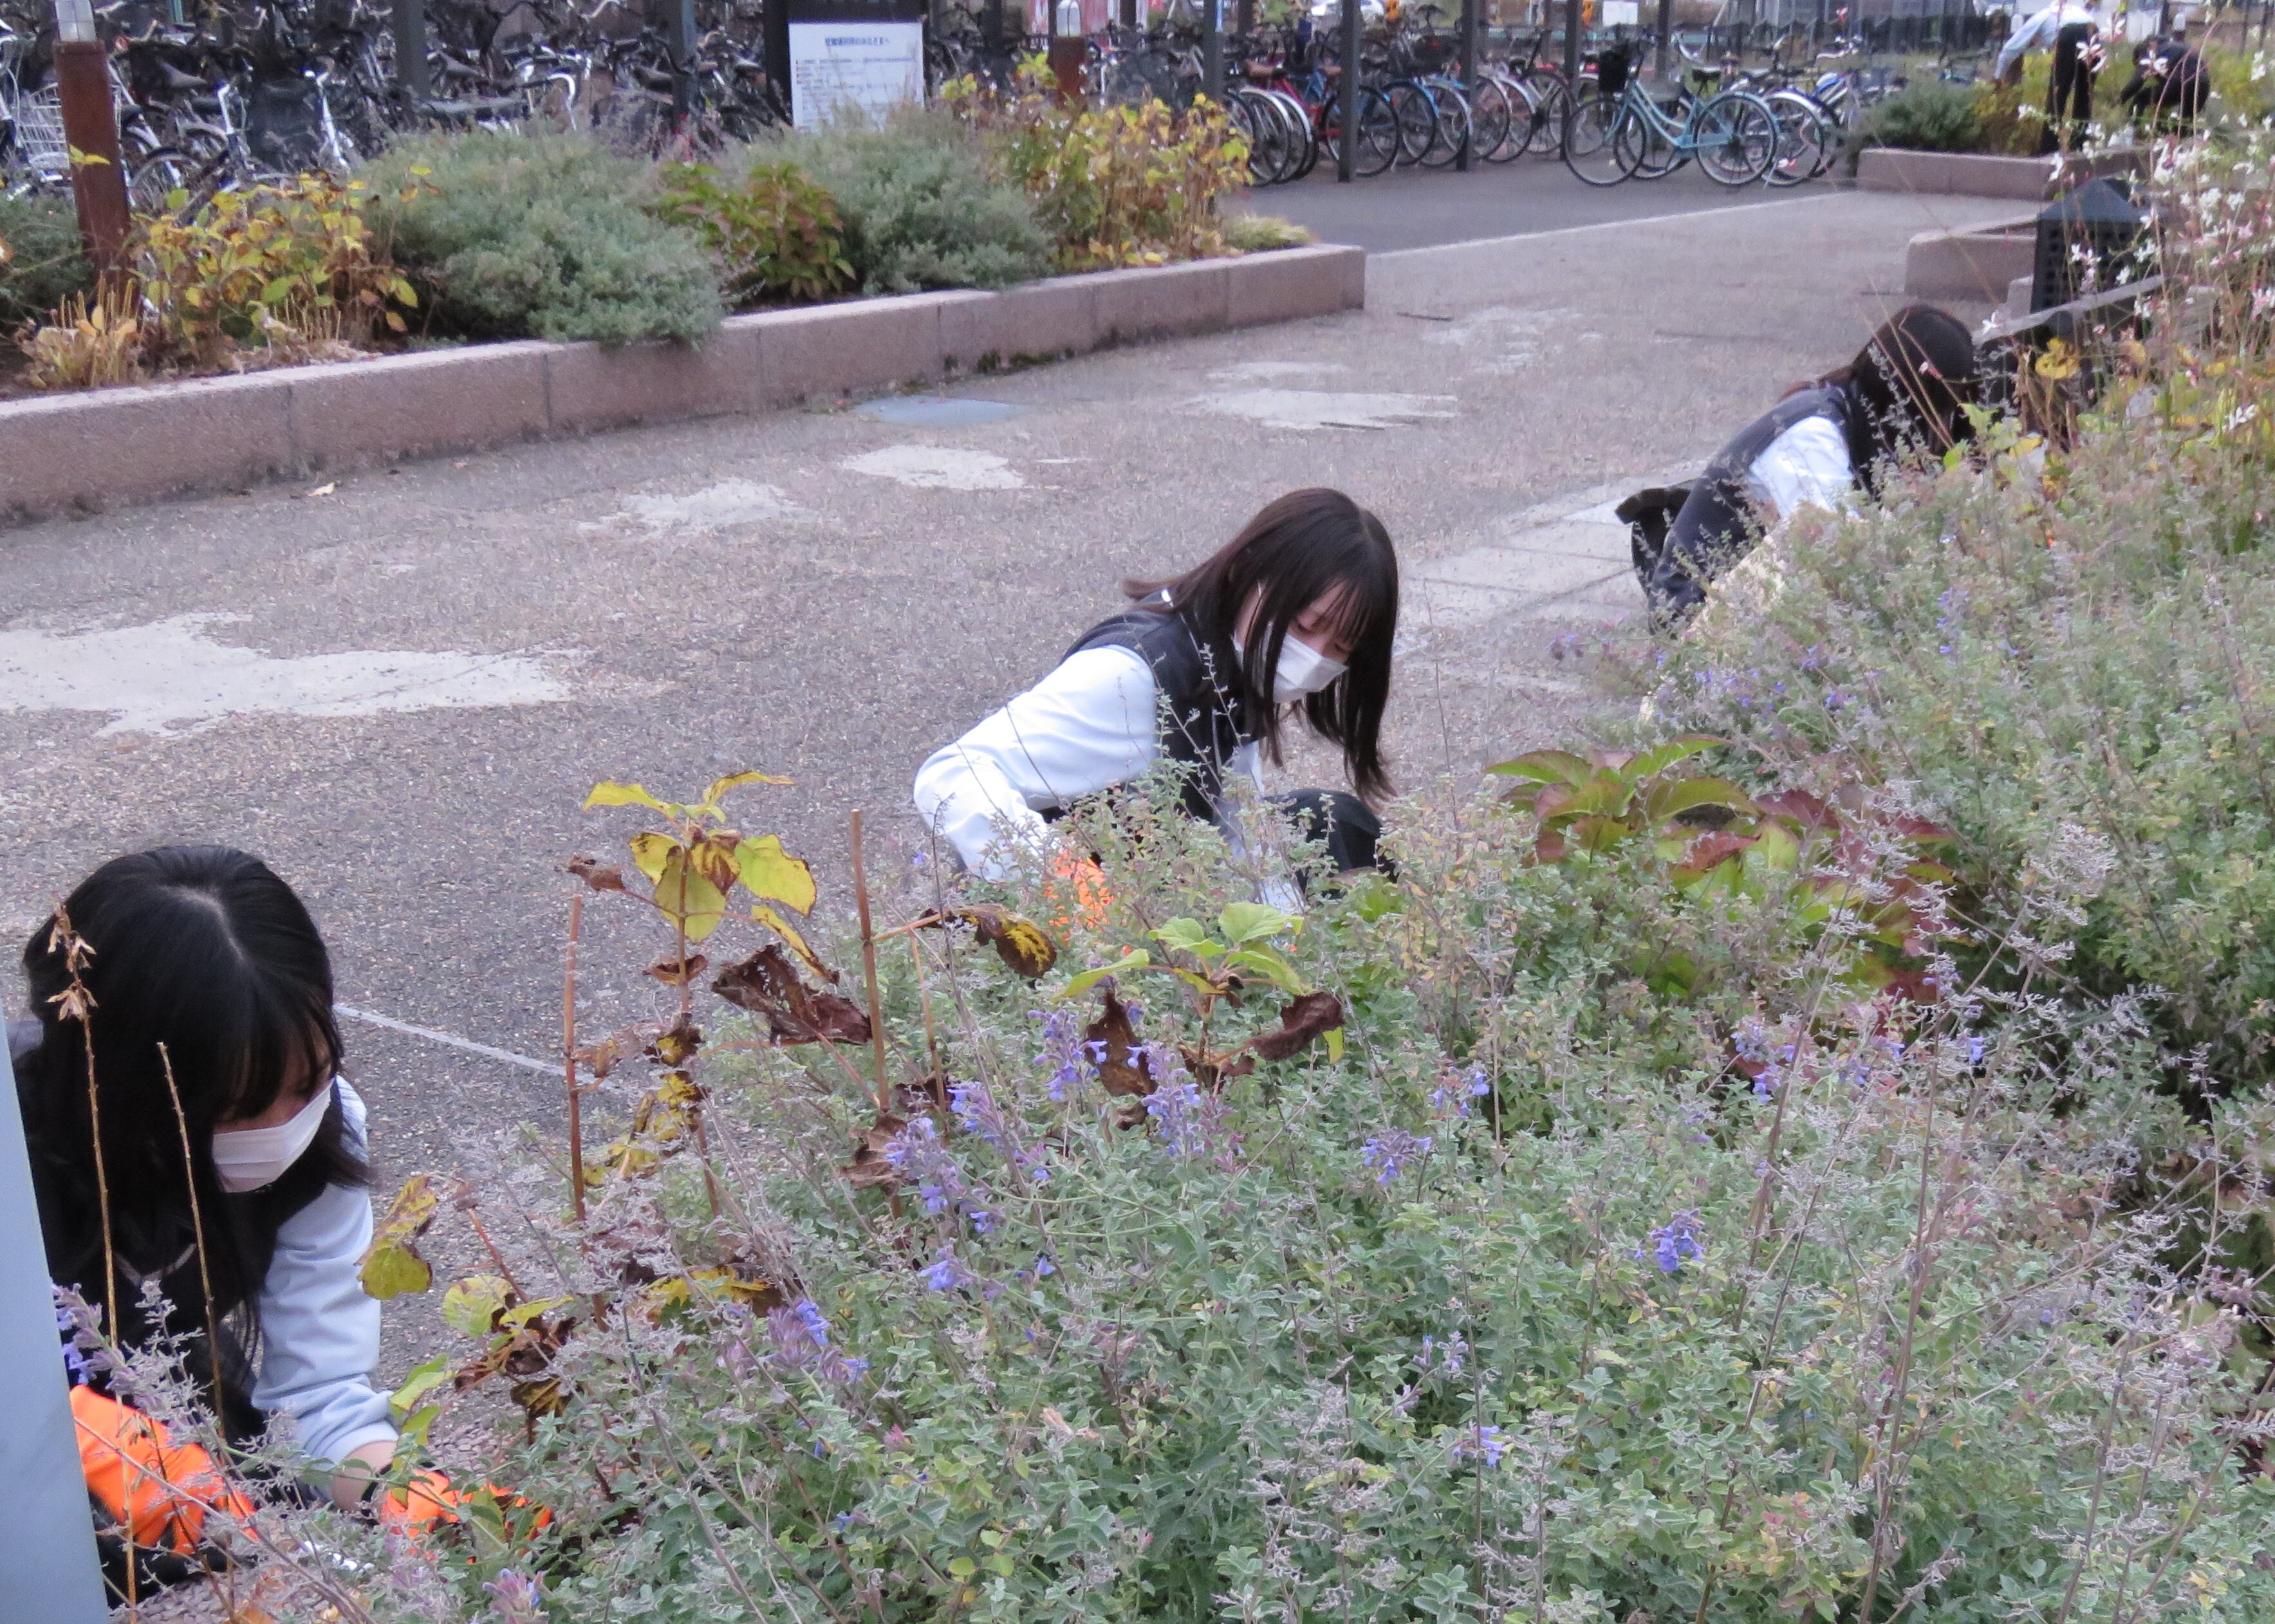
[
  {"x1": 913, "y1": 645, "x2": 1264, "y2": 879},
  {"x1": 250, "y1": 1078, "x2": 396, "y2": 1470},
  {"x1": 1997, "y1": 1, "x2": 2097, "y2": 78},
  {"x1": 1743, "y1": 415, "x2": 1856, "y2": 526}
]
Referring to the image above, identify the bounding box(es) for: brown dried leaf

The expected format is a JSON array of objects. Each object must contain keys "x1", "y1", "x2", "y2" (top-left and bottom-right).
[
  {"x1": 896, "y1": 1072, "x2": 952, "y2": 1118},
  {"x1": 566, "y1": 856, "x2": 627, "y2": 892},
  {"x1": 842, "y1": 1111, "x2": 907, "y2": 1189},
  {"x1": 647, "y1": 1015, "x2": 704, "y2": 1067},
  {"x1": 714, "y1": 945, "x2": 873, "y2": 1045},
  {"x1": 1246, "y1": 992, "x2": 1345, "y2": 1062},
  {"x1": 645, "y1": 953, "x2": 710, "y2": 986},
  {"x1": 1180, "y1": 1043, "x2": 1252, "y2": 1091},
  {"x1": 1084, "y1": 988, "x2": 1155, "y2": 1097}
]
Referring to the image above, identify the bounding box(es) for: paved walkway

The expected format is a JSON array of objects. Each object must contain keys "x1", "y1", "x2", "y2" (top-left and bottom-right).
[{"x1": 0, "y1": 187, "x2": 2021, "y2": 1197}]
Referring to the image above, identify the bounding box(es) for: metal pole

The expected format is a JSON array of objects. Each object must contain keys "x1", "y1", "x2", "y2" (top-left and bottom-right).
[
  {"x1": 51, "y1": 0, "x2": 127, "y2": 278},
  {"x1": 1337, "y1": 0, "x2": 1358, "y2": 179},
  {"x1": 1562, "y1": 0, "x2": 1579, "y2": 81},
  {"x1": 1202, "y1": 0, "x2": 1223, "y2": 98},
  {"x1": 0, "y1": 1040, "x2": 109, "y2": 1624},
  {"x1": 392, "y1": 0, "x2": 429, "y2": 102},
  {"x1": 671, "y1": 0, "x2": 697, "y2": 114},
  {"x1": 1457, "y1": 0, "x2": 1478, "y2": 168},
  {"x1": 1654, "y1": 0, "x2": 1671, "y2": 80}
]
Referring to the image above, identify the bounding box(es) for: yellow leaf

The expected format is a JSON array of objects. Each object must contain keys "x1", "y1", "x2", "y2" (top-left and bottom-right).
[
  {"x1": 358, "y1": 1173, "x2": 441, "y2": 1298},
  {"x1": 629, "y1": 831, "x2": 679, "y2": 884},
  {"x1": 441, "y1": 1274, "x2": 513, "y2": 1336},
  {"x1": 753, "y1": 902, "x2": 833, "y2": 979},
  {"x1": 656, "y1": 851, "x2": 729, "y2": 942},
  {"x1": 736, "y1": 834, "x2": 817, "y2": 914},
  {"x1": 701, "y1": 769, "x2": 791, "y2": 807},
  {"x1": 586, "y1": 780, "x2": 674, "y2": 814}
]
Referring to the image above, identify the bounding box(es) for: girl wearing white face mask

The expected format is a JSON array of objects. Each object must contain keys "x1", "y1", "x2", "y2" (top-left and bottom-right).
[
  {"x1": 10, "y1": 845, "x2": 414, "y2": 1598},
  {"x1": 915, "y1": 487, "x2": 1400, "y2": 885}
]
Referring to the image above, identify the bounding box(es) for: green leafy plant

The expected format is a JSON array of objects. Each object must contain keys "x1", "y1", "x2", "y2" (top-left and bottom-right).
[
  {"x1": 134, "y1": 172, "x2": 418, "y2": 367},
  {"x1": 1223, "y1": 212, "x2": 1313, "y2": 253},
  {"x1": 949, "y1": 64, "x2": 1251, "y2": 270},
  {"x1": 788, "y1": 107, "x2": 1050, "y2": 294},
  {"x1": 655, "y1": 157, "x2": 853, "y2": 306},
  {"x1": 359, "y1": 131, "x2": 721, "y2": 346},
  {"x1": 1850, "y1": 77, "x2": 1985, "y2": 158}
]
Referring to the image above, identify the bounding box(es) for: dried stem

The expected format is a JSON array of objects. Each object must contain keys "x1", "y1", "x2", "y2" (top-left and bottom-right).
[
  {"x1": 158, "y1": 1041, "x2": 237, "y2": 1614},
  {"x1": 565, "y1": 890, "x2": 587, "y2": 1222}
]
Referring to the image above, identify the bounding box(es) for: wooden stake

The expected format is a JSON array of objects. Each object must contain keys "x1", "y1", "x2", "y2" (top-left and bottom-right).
[{"x1": 850, "y1": 810, "x2": 893, "y2": 1119}]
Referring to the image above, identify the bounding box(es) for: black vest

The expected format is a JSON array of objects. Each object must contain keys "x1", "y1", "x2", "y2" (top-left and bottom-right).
[{"x1": 1061, "y1": 602, "x2": 1251, "y2": 820}]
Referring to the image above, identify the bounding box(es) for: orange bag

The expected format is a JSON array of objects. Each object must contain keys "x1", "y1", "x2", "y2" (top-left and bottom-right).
[
  {"x1": 375, "y1": 1469, "x2": 552, "y2": 1540},
  {"x1": 71, "y1": 1385, "x2": 254, "y2": 1555}
]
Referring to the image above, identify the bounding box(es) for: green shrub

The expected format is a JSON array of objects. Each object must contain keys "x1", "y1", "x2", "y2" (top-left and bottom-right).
[
  {"x1": 787, "y1": 109, "x2": 1049, "y2": 295},
  {"x1": 1223, "y1": 212, "x2": 1314, "y2": 253},
  {"x1": 655, "y1": 156, "x2": 853, "y2": 306},
  {"x1": 0, "y1": 191, "x2": 92, "y2": 329},
  {"x1": 358, "y1": 131, "x2": 720, "y2": 346},
  {"x1": 1856, "y1": 77, "x2": 1984, "y2": 154}
]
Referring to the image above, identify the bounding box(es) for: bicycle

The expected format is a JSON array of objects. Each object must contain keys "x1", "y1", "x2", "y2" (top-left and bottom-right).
[{"x1": 1563, "y1": 69, "x2": 1776, "y2": 187}]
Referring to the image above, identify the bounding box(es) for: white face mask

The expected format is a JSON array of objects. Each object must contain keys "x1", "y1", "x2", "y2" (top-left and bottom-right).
[
  {"x1": 210, "y1": 1084, "x2": 333, "y2": 1193},
  {"x1": 1234, "y1": 630, "x2": 1350, "y2": 704},
  {"x1": 1268, "y1": 634, "x2": 1348, "y2": 703}
]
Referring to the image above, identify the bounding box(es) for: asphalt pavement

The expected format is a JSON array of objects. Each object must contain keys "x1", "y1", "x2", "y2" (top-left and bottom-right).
[
  {"x1": 0, "y1": 187, "x2": 2023, "y2": 1240},
  {"x1": 1247, "y1": 150, "x2": 1824, "y2": 252}
]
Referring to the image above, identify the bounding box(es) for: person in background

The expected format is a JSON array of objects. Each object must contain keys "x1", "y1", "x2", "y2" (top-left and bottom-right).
[
  {"x1": 914, "y1": 488, "x2": 1399, "y2": 890},
  {"x1": 1996, "y1": 0, "x2": 2104, "y2": 152},
  {"x1": 2120, "y1": 23, "x2": 2208, "y2": 131},
  {"x1": 12, "y1": 846, "x2": 451, "y2": 1598},
  {"x1": 1628, "y1": 304, "x2": 1980, "y2": 623}
]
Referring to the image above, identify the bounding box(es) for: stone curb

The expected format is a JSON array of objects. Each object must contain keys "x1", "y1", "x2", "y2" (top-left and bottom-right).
[
  {"x1": 1857, "y1": 145, "x2": 2144, "y2": 202},
  {"x1": 0, "y1": 243, "x2": 1365, "y2": 524}
]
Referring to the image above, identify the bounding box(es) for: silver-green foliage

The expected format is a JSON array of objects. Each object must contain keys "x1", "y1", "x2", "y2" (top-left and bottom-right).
[
  {"x1": 359, "y1": 131, "x2": 721, "y2": 346},
  {"x1": 308, "y1": 783, "x2": 2275, "y2": 1624}
]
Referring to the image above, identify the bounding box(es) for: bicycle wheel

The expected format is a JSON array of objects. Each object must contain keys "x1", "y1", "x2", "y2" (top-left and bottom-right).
[
  {"x1": 1626, "y1": 97, "x2": 1682, "y2": 178},
  {"x1": 1469, "y1": 73, "x2": 1514, "y2": 161},
  {"x1": 1384, "y1": 79, "x2": 1437, "y2": 165},
  {"x1": 1693, "y1": 89, "x2": 1777, "y2": 186},
  {"x1": 1416, "y1": 82, "x2": 1469, "y2": 169},
  {"x1": 1764, "y1": 88, "x2": 1830, "y2": 186},
  {"x1": 1561, "y1": 93, "x2": 1638, "y2": 185},
  {"x1": 1267, "y1": 89, "x2": 1320, "y2": 180},
  {"x1": 1353, "y1": 85, "x2": 1400, "y2": 176},
  {"x1": 1519, "y1": 69, "x2": 1568, "y2": 154}
]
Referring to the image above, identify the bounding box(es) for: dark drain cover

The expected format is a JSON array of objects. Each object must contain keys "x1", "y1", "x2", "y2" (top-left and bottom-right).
[{"x1": 857, "y1": 396, "x2": 1026, "y2": 427}]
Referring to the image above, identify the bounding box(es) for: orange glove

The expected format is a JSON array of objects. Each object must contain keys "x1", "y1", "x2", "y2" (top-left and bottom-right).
[
  {"x1": 375, "y1": 1470, "x2": 552, "y2": 1541},
  {"x1": 71, "y1": 1385, "x2": 254, "y2": 1555},
  {"x1": 374, "y1": 1468, "x2": 464, "y2": 1535}
]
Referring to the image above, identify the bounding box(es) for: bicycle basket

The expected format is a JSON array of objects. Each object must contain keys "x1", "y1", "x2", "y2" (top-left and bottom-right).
[
  {"x1": 244, "y1": 73, "x2": 326, "y2": 174},
  {"x1": 10, "y1": 85, "x2": 70, "y2": 176}
]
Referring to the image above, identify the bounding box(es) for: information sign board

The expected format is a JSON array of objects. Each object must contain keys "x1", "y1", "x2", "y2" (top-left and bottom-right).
[{"x1": 784, "y1": 0, "x2": 925, "y2": 131}]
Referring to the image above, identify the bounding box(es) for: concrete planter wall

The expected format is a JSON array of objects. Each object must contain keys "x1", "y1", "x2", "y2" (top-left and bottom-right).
[
  {"x1": 0, "y1": 244, "x2": 1366, "y2": 524},
  {"x1": 1903, "y1": 213, "x2": 2039, "y2": 302},
  {"x1": 1858, "y1": 146, "x2": 2142, "y2": 201}
]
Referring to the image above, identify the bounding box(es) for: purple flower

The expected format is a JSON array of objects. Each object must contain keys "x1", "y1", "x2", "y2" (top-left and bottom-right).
[
  {"x1": 768, "y1": 1297, "x2": 866, "y2": 1384},
  {"x1": 1453, "y1": 1425, "x2": 1507, "y2": 1468},
  {"x1": 55, "y1": 1303, "x2": 88, "y2": 1385},
  {"x1": 485, "y1": 1569, "x2": 545, "y2": 1624},
  {"x1": 886, "y1": 1117, "x2": 968, "y2": 1216},
  {"x1": 950, "y1": 1078, "x2": 1013, "y2": 1150},
  {"x1": 917, "y1": 1248, "x2": 978, "y2": 1293},
  {"x1": 1643, "y1": 1210, "x2": 1705, "y2": 1275},
  {"x1": 1360, "y1": 1128, "x2": 1434, "y2": 1187},
  {"x1": 1034, "y1": 1008, "x2": 1085, "y2": 1101},
  {"x1": 1419, "y1": 1331, "x2": 1469, "y2": 1379},
  {"x1": 1144, "y1": 1059, "x2": 1221, "y2": 1159}
]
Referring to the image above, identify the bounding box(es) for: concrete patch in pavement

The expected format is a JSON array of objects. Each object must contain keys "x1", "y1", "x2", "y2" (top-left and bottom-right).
[
  {"x1": 1184, "y1": 387, "x2": 1456, "y2": 431},
  {"x1": 609, "y1": 479, "x2": 818, "y2": 534},
  {"x1": 0, "y1": 614, "x2": 570, "y2": 735},
  {"x1": 842, "y1": 445, "x2": 1025, "y2": 490}
]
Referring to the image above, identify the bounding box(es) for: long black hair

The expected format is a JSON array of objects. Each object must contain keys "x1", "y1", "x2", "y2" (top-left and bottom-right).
[
  {"x1": 1128, "y1": 488, "x2": 1400, "y2": 805},
  {"x1": 17, "y1": 846, "x2": 364, "y2": 1432},
  {"x1": 1820, "y1": 304, "x2": 1980, "y2": 492}
]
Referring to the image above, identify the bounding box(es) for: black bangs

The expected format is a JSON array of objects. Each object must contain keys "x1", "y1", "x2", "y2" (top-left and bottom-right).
[
  {"x1": 1126, "y1": 488, "x2": 1401, "y2": 805},
  {"x1": 16, "y1": 845, "x2": 362, "y2": 1345}
]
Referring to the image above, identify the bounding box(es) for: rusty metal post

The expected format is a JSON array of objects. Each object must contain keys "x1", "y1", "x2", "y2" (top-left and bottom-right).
[
  {"x1": 52, "y1": 0, "x2": 130, "y2": 275},
  {"x1": 1048, "y1": 0, "x2": 1086, "y2": 101}
]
